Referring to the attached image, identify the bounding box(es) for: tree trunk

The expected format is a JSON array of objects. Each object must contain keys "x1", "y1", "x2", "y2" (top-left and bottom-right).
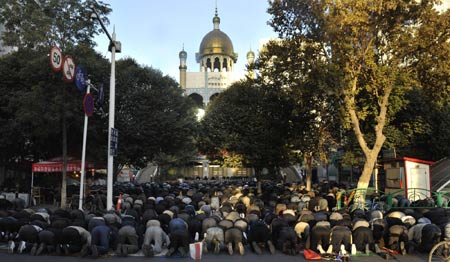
[
  {"x1": 344, "y1": 75, "x2": 391, "y2": 208},
  {"x1": 356, "y1": 157, "x2": 377, "y2": 190},
  {"x1": 304, "y1": 153, "x2": 313, "y2": 191},
  {"x1": 353, "y1": 154, "x2": 378, "y2": 208},
  {"x1": 255, "y1": 168, "x2": 262, "y2": 194}
]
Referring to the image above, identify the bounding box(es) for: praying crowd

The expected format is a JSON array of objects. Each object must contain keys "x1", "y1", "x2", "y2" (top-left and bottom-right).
[{"x1": 0, "y1": 180, "x2": 449, "y2": 259}]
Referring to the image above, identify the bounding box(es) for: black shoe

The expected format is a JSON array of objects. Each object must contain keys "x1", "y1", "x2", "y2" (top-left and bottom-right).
[
  {"x1": 63, "y1": 244, "x2": 70, "y2": 255},
  {"x1": 55, "y1": 244, "x2": 62, "y2": 255},
  {"x1": 166, "y1": 247, "x2": 175, "y2": 257},
  {"x1": 267, "y1": 240, "x2": 275, "y2": 254},
  {"x1": 36, "y1": 243, "x2": 45, "y2": 256},
  {"x1": 179, "y1": 247, "x2": 188, "y2": 257},
  {"x1": 91, "y1": 244, "x2": 99, "y2": 258},
  {"x1": 30, "y1": 243, "x2": 38, "y2": 256},
  {"x1": 142, "y1": 244, "x2": 153, "y2": 257},
  {"x1": 282, "y1": 242, "x2": 289, "y2": 254},
  {"x1": 80, "y1": 244, "x2": 88, "y2": 257},
  {"x1": 322, "y1": 253, "x2": 337, "y2": 260},
  {"x1": 122, "y1": 245, "x2": 128, "y2": 257},
  {"x1": 252, "y1": 242, "x2": 262, "y2": 255},
  {"x1": 116, "y1": 244, "x2": 122, "y2": 256}
]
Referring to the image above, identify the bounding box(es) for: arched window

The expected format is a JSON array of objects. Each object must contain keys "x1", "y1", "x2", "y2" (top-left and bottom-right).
[
  {"x1": 210, "y1": 93, "x2": 220, "y2": 103},
  {"x1": 206, "y1": 58, "x2": 212, "y2": 72},
  {"x1": 222, "y1": 58, "x2": 228, "y2": 72},
  {"x1": 214, "y1": 57, "x2": 220, "y2": 72},
  {"x1": 188, "y1": 93, "x2": 204, "y2": 108}
]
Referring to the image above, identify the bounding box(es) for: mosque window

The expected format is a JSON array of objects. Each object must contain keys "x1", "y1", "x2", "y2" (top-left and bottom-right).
[
  {"x1": 206, "y1": 58, "x2": 212, "y2": 71},
  {"x1": 214, "y1": 57, "x2": 220, "y2": 72},
  {"x1": 223, "y1": 58, "x2": 228, "y2": 72}
]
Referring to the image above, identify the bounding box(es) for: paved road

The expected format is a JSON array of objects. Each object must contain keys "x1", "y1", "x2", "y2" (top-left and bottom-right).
[{"x1": 0, "y1": 246, "x2": 430, "y2": 262}]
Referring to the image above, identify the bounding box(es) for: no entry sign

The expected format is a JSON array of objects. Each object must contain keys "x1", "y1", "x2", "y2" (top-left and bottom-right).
[{"x1": 62, "y1": 55, "x2": 76, "y2": 83}]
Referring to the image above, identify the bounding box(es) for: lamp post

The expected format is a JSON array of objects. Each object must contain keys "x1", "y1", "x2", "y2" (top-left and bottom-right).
[
  {"x1": 79, "y1": 80, "x2": 91, "y2": 210},
  {"x1": 91, "y1": 6, "x2": 121, "y2": 210}
]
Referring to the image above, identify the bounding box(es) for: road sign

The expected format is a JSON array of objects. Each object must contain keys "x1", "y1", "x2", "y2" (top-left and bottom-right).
[
  {"x1": 110, "y1": 128, "x2": 118, "y2": 156},
  {"x1": 75, "y1": 65, "x2": 87, "y2": 91},
  {"x1": 62, "y1": 55, "x2": 76, "y2": 83},
  {"x1": 83, "y1": 93, "x2": 94, "y2": 117},
  {"x1": 50, "y1": 46, "x2": 63, "y2": 72}
]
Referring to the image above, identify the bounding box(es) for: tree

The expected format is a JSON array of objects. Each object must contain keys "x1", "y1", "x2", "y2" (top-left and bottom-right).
[
  {"x1": 266, "y1": 0, "x2": 450, "y2": 199},
  {"x1": 199, "y1": 79, "x2": 291, "y2": 192},
  {"x1": 115, "y1": 58, "x2": 198, "y2": 169},
  {"x1": 391, "y1": 4, "x2": 450, "y2": 160},
  {"x1": 257, "y1": 39, "x2": 341, "y2": 191},
  {"x1": 0, "y1": 0, "x2": 111, "y2": 207},
  {"x1": 392, "y1": 88, "x2": 450, "y2": 160},
  {"x1": 0, "y1": 45, "x2": 110, "y2": 201},
  {"x1": 0, "y1": 0, "x2": 111, "y2": 51}
]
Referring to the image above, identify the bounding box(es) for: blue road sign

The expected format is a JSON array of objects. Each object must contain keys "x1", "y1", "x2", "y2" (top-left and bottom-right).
[{"x1": 75, "y1": 65, "x2": 87, "y2": 90}]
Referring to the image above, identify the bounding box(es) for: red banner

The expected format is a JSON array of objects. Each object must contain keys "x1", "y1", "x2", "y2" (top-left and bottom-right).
[{"x1": 32, "y1": 160, "x2": 94, "y2": 173}]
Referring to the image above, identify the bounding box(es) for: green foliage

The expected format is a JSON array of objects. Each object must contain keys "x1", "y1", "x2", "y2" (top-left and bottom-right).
[
  {"x1": 222, "y1": 152, "x2": 245, "y2": 168},
  {"x1": 389, "y1": 5, "x2": 450, "y2": 160},
  {"x1": 0, "y1": 45, "x2": 110, "y2": 163},
  {"x1": 0, "y1": 0, "x2": 199, "y2": 173},
  {"x1": 265, "y1": 0, "x2": 450, "y2": 192},
  {"x1": 115, "y1": 58, "x2": 198, "y2": 168},
  {"x1": 198, "y1": 79, "x2": 291, "y2": 171},
  {"x1": 257, "y1": 33, "x2": 342, "y2": 172},
  {"x1": 0, "y1": 0, "x2": 111, "y2": 51}
]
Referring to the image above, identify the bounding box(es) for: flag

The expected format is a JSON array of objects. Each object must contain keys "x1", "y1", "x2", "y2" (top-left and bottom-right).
[{"x1": 190, "y1": 242, "x2": 202, "y2": 260}]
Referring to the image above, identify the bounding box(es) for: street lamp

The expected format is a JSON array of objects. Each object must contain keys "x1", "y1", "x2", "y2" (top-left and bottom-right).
[{"x1": 91, "y1": 6, "x2": 121, "y2": 210}]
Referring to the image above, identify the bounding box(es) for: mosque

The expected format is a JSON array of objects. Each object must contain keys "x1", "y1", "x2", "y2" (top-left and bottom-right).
[
  {"x1": 176, "y1": 7, "x2": 256, "y2": 180},
  {"x1": 178, "y1": 8, "x2": 255, "y2": 107}
]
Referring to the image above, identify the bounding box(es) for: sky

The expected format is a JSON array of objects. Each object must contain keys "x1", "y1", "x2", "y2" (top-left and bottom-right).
[
  {"x1": 93, "y1": 0, "x2": 450, "y2": 84},
  {"x1": 93, "y1": 0, "x2": 278, "y2": 83}
]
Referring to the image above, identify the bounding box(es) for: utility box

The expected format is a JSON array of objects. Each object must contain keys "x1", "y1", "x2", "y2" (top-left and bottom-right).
[{"x1": 381, "y1": 157, "x2": 435, "y2": 201}]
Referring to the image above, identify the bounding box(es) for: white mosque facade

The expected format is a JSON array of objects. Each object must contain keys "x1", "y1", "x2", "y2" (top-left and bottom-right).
[
  {"x1": 176, "y1": 8, "x2": 256, "y2": 180},
  {"x1": 179, "y1": 9, "x2": 255, "y2": 106}
]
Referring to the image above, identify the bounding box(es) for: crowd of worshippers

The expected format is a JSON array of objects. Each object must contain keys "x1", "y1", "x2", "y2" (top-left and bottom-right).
[{"x1": 0, "y1": 181, "x2": 449, "y2": 258}]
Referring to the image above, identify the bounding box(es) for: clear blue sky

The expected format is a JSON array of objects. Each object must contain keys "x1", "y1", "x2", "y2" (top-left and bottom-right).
[{"x1": 93, "y1": 0, "x2": 278, "y2": 83}]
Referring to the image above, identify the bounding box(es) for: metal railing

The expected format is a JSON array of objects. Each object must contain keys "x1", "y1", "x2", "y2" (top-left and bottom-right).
[{"x1": 335, "y1": 187, "x2": 450, "y2": 211}]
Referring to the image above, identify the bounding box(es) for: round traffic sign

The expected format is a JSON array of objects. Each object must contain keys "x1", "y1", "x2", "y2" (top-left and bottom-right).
[
  {"x1": 62, "y1": 55, "x2": 76, "y2": 83},
  {"x1": 75, "y1": 65, "x2": 87, "y2": 91},
  {"x1": 50, "y1": 46, "x2": 63, "y2": 72},
  {"x1": 83, "y1": 93, "x2": 94, "y2": 117}
]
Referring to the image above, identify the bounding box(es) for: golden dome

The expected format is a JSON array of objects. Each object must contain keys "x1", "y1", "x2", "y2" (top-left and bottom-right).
[
  {"x1": 198, "y1": 29, "x2": 237, "y2": 62},
  {"x1": 196, "y1": 11, "x2": 238, "y2": 63}
]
